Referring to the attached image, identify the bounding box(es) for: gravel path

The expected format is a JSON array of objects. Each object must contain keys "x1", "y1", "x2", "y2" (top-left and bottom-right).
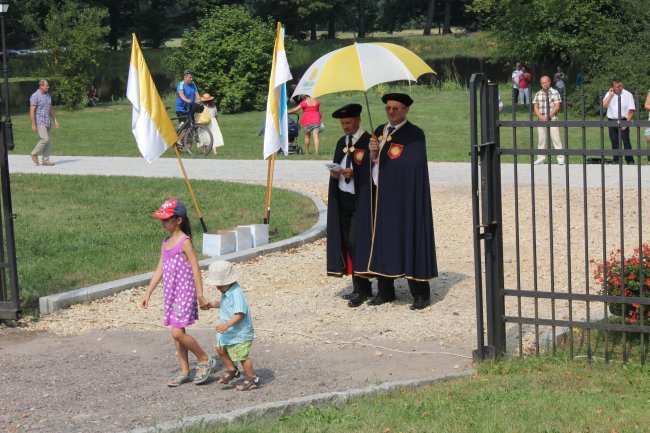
[
  {"x1": 0, "y1": 181, "x2": 475, "y2": 433},
  {"x1": 1, "y1": 175, "x2": 646, "y2": 432}
]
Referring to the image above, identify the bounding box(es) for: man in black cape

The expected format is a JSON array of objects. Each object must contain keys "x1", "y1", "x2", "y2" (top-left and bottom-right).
[
  {"x1": 326, "y1": 103, "x2": 373, "y2": 308},
  {"x1": 354, "y1": 93, "x2": 438, "y2": 310}
]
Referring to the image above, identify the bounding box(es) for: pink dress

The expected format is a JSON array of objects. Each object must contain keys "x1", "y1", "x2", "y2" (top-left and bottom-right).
[
  {"x1": 161, "y1": 235, "x2": 199, "y2": 328},
  {"x1": 299, "y1": 100, "x2": 321, "y2": 126}
]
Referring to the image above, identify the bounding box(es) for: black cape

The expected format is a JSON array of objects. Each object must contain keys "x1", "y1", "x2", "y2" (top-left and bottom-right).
[
  {"x1": 326, "y1": 131, "x2": 370, "y2": 276},
  {"x1": 353, "y1": 121, "x2": 438, "y2": 280}
]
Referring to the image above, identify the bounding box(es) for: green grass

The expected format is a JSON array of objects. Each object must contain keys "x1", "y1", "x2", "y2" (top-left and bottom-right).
[
  {"x1": 12, "y1": 174, "x2": 317, "y2": 310},
  {"x1": 183, "y1": 356, "x2": 649, "y2": 433},
  {"x1": 11, "y1": 84, "x2": 647, "y2": 162},
  {"x1": 10, "y1": 85, "x2": 473, "y2": 161},
  {"x1": 557, "y1": 316, "x2": 650, "y2": 363}
]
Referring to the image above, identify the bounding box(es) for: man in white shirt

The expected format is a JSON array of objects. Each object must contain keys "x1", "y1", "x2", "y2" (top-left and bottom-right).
[
  {"x1": 326, "y1": 103, "x2": 373, "y2": 307},
  {"x1": 511, "y1": 62, "x2": 522, "y2": 107},
  {"x1": 602, "y1": 78, "x2": 636, "y2": 164}
]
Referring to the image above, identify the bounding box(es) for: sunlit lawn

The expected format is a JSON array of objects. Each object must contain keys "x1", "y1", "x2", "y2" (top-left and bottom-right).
[
  {"x1": 12, "y1": 84, "x2": 647, "y2": 163},
  {"x1": 185, "y1": 356, "x2": 649, "y2": 433},
  {"x1": 13, "y1": 174, "x2": 317, "y2": 310}
]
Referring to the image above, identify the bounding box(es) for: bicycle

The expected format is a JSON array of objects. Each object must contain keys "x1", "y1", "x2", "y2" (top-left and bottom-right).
[{"x1": 173, "y1": 102, "x2": 214, "y2": 157}]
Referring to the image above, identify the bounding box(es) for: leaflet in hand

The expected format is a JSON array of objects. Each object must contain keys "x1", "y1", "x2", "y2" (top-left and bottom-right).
[{"x1": 325, "y1": 162, "x2": 342, "y2": 171}]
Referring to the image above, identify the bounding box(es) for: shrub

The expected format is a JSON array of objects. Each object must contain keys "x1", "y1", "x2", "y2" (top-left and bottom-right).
[{"x1": 591, "y1": 244, "x2": 650, "y2": 323}]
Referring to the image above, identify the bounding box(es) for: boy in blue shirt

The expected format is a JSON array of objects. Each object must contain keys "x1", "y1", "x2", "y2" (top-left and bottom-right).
[{"x1": 203, "y1": 261, "x2": 259, "y2": 390}]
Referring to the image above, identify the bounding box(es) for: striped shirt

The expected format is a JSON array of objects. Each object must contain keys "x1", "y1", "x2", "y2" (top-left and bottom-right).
[
  {"x1": 533, "y1": 87, "x2": 562, "y2": 120},
  {"x1": 30, "y1": 90, "x2": 53, "y2": 127}
]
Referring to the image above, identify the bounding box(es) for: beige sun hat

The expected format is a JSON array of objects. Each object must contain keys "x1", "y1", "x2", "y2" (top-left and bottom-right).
[
  {"x1": 204, "y1": 260, "x2": 238, "y2": 286},
  {"x1": 200, "y1": 93, "x2": 215, "y2": 102}
]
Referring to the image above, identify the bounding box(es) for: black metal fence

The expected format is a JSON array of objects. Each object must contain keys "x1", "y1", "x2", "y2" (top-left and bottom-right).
[
  {"x1": 0, "y1": 120, "x2": 19, "y2": 320},
  {"x1": 470, "y1": 73, "x2": 650, "y2": 364}
]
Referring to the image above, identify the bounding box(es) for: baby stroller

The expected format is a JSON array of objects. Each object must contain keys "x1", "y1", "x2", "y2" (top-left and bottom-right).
[
  {"x1": 258, "y1": 112, "x2": 303, "y2": 155},
  {"x1": 287, "y1": 113, "x2": 303, "y2": 155}
]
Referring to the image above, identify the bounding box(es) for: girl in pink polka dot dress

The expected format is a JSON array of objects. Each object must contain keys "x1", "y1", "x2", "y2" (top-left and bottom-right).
[{"x1": 141, "y1": 199, "x2": 215, "y2": 387}]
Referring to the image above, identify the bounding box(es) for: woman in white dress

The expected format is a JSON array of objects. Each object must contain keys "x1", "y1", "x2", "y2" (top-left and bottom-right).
[{"x1": 200, "y1": 93, "x2": 225, "y2": 154}]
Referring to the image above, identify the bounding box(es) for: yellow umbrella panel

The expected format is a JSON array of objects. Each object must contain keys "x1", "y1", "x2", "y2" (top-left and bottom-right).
[{"x1": 292, "y1": 42, "x2": 435, "y2": 99}]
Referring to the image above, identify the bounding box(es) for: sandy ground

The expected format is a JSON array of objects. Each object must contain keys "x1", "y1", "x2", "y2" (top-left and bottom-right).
[{"x1": 1, "y1": 179, "x2": 647, "y2": 432}]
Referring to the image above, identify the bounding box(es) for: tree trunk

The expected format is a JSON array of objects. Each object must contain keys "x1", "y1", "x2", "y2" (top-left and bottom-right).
[
  {"x1": 357, "y1": 0, "x2": 366, "y2": 38},
  {"x1": 327, "y1": 11, "x2": 336, "y2": 39},
  {"x1": 443, "y1": 0, "x2": 451, "y2": 34},
  {"x1": 423, "y1": 0, "x2": 436, "y2": 36},
  {"x1": 310, "y1": 23, "x2": 317, "y2": 40}
]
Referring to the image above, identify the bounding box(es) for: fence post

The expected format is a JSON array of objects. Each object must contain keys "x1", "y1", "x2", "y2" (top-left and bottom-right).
[
  {"x1": 469, "y1": 75, "x2": 506, "y2": 359},
  {"x1": 481, "y1": 81, "x2": 506, "y2": 357}
]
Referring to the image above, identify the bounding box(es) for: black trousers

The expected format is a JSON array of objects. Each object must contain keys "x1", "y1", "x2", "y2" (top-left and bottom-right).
[
  {"x1": 512, "y1": 87, "x2": 519, "y2": 105},
  {"x1": 339, "y1": 191, "x2": 372, "y2": 296},
  {"x1": 608, "y1": 119, "x2": 634, "y2": 163},
  {"x1": 377, "y1": 276, "x2": 430, "y2": 301}
]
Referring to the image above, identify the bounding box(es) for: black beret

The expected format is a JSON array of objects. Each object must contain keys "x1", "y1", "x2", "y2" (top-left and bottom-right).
[
  {"x1": 331, "y1": 103, "x2": 363, "y2": 119},
  {"x1": 381, "y1": 93, "x2": 413, "y2": 107}
]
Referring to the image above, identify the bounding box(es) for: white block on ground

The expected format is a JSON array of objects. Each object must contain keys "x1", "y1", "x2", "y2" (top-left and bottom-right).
[
  {"x1": 232, "y1": 226, "x2": 254, "y2": 251},
  {"x1": 238, "y1": 224, "x2": 269, "y2": 247},
  {"x1": 202, "y1": 231, "x2": 237, "y2": 257}
]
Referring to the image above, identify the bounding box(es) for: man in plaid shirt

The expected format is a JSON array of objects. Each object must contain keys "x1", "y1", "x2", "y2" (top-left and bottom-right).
[
  {"x1": 29, "y1": 79, "x2": 59, "y2": 166},
  {"x1": 533, "y1": 76, "x2": 564, "y2": 165}
]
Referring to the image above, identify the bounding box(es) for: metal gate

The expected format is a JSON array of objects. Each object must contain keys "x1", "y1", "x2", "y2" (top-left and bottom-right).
[{"x1": 470, "y1": 73, "x2": 650, "y2": 364}]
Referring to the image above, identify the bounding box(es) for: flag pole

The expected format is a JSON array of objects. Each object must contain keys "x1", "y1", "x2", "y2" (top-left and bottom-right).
[
  {"x1": 173, "y1": 145, "x2": 208, "y2": 232},
  {"x1": 263, "y1": 153, "x2": 276, "y2": 224}
]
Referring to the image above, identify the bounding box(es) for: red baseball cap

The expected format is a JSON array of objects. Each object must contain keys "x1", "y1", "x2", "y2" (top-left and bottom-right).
[{"x1": 152, "y1": 199, "x2": 187, "y2": 219}]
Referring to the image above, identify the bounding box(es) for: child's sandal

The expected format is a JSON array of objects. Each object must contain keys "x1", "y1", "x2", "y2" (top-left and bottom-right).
[
  {"x1": 194, "y1": 356, "x2": 216, "y2": 385},
  {"x1": 218, "y1": 369, "x2": 241, "y2": 384},
  {"x1": 236, "y1": 376, "x2": 260, "y2": 391},
  {"x1": 167, "y1": 372, "x2": 191, "y2": 387}
]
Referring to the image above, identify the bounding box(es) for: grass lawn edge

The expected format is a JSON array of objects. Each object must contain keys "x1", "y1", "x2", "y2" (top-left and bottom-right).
[
  {"x1": 125, "y1": 370, "x2": 475, "y2": 433},
  {"x1": 38, "y1": 186, "x2": 327, "y2": 315}
]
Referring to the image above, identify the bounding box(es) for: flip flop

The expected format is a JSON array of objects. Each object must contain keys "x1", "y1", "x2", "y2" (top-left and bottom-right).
[{"x1": 194, "y1": 356, "x2": 216, "y2": 384}]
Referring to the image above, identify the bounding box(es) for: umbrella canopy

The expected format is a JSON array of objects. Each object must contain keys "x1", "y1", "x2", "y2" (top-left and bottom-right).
[{"x1": 292, "y1": 42, "x2": 435, "y2": 98}]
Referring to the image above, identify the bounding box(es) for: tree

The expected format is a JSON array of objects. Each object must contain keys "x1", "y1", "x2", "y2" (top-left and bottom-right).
[
  {"x1": 249, "y1": 0, "x2": 334, "y2": 40},
  {"x1": 32, "y1": 1, "x2": 110, "y2": 109},
  {"x1": 469, "y1": 0, "x2": 650, "y2": 110},
  {"x1": 170, "y1": 5, "x2": 286, "y2": 113},
  {"x1": 5, "y1": 0, "x2": 57, "y2": 49},
  {"x1": 358, "y1": 0, "x2": 367, "y2": 37},
  {"x1": 442, "y1": 0, "x2": 451, "y2": 33},
  {"x1": 423, "y1": 0, "x2": 436, "y2": 35}
]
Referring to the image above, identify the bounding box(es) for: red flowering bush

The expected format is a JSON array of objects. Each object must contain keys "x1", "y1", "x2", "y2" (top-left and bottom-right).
[{"x1": 591, "y1": 243, "x2": 650, "y2": 323}]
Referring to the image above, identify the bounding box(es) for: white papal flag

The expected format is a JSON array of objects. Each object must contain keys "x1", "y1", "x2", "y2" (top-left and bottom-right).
[
  {"x1": 263, "y1": 23, "x2": 293, "y2": 159},
  {"x1": 127, "y1": 34, "x2": 178, "y2": 163}
]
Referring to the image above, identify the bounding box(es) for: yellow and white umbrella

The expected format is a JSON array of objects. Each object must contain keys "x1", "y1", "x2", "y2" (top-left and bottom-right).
[
  {"x1": 292, "y1": 42, "x2": 434, "y2": 97},
  {"x1": 291, "y1": 42, "x2": 434, "y2": 129}
]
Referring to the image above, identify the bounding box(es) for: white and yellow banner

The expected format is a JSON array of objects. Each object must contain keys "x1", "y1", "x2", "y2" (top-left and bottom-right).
[
  {"x1": 263, "y1": 23, "x2": 293, "y2": 159},
  {"x1": 127, "y1": 34, "x2": 178, "y2": 163}
]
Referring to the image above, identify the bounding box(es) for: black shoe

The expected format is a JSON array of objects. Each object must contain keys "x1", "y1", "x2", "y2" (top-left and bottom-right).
[
  {"x1": 347, "y1": 294, "x2": 368, "y2": 308},
  {"x1": 367, "y1": 295, "x2": 395, "y2": 306},
  {"x1": 409, "y1": 298, "x2": 430, "y2": 310},
  {"x1": 341, "y1": 292, "x2": 356, "y2": 300}
]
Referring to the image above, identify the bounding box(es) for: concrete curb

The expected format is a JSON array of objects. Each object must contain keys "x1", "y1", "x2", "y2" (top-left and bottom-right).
[
  {"x1": 123, "y1": 369, "x2": 475, "y2": 433},
  {"x1": 39, "y1": 187, "x2": 327, "y2": 314}
]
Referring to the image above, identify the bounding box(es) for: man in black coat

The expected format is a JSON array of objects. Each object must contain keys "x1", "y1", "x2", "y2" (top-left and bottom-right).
[
  {"x1": 354, "y1": 93, "x2": 438, "y2": 310},
  {"x1": 326, "y1": 103, "x2": 373, "y2": 308}
]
